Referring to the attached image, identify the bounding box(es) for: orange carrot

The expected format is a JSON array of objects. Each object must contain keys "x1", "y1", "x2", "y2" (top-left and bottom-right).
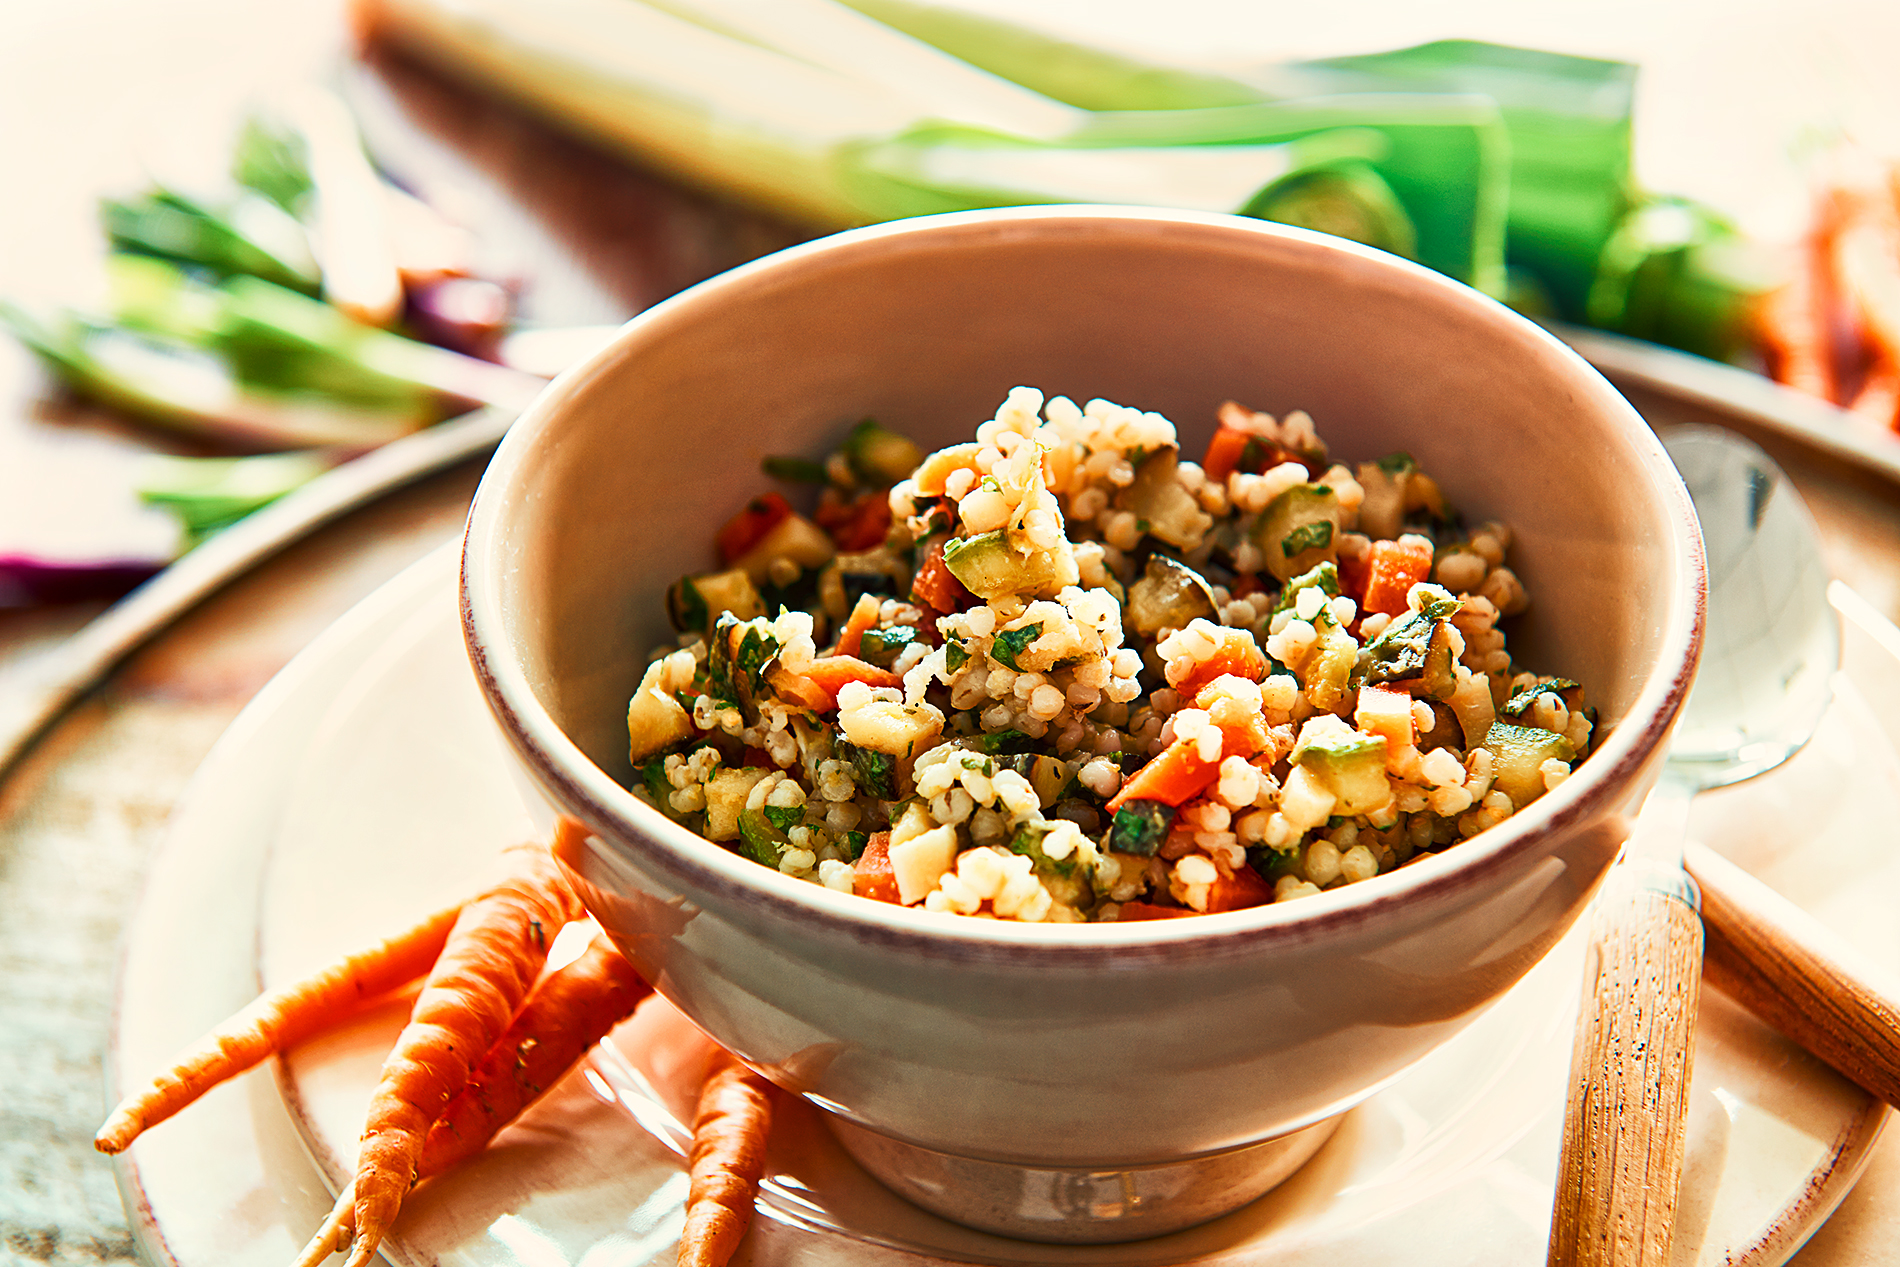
[
  {"x1": 1201, "y1": 862, "x2": 1276, "y2": 913},
  {"x1": 910, "y1": 537, "x2": 972, "y2": 613},
  {"x1": 1170, "y1": 627, "x2": 1266, "y2": 700},
  {"x1": 95, "y1": 897, "x2": 466, "y2": 1155},
  {"x1": 833, "y1": 592, "x2": 882, "y2": 659},
  {"x1": 1200, "y1": 424, "x2": 1253, "y2": 485},
  {"x1": 801, "y1": 655, "x2": 902, "y2": 706},
  {"x1": 1104, "y1": 739, "x2": 1221, "y2": 814},
  {"x1": 680, "y1": 1047, "x2": 777, "y2": 1267},
  {"x1": 1114, "y1": 900, "x2": 1196, "y2": 921},
  {"x1": 302, "y1": 839, "x2": 586, "y2": 1267},
  {"x1": 1360, "y1": 537, "x2": 1435, "y2": 617},
  {"x1": 416, "y1": 932, "x2": 652, "y2": 1178},
  {"x1": 851, "y1": 831, "x2": 901, "y2": 904},
  {"x1": 715, "y1": 493, "x2": 793, "y2": 565}
]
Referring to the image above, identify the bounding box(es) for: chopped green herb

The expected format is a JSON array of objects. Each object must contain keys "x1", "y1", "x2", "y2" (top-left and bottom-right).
[
  {"x1": 971, "y1": 729, "x2": 1036, "y2": 755},
  {"x1": 1503, "y1": 677, "x2": 1581, "y2": 717},
  {"x1": 1107, "y1": 800, "x2": 1174, "y2": 856},
  {"x1": 841, "y1": 741, "x2": 898, "y2": 799},
  {"x1": 1280, "y1": 519, "x2": 1334, "y2": 557},
  {"x1": 666, "y1": 574, "x2": 709, "y2": 635},
  {"x1": 763, "y1": 804, "x2": 804, "y2": 832},
  {"x1": 991, "y1": 622, "x2": 1042, "y2": 670},
  {"x1": 639, "y1": 758, "x2": 671, "y2": 806},
  {"x1": 944, "y1": 639, "x2": 970, "y2": 673},
  {"x1": 1270, "y1": 561, "x2": 1341, "y2": 618},
  {"x1": 1375, "y1": 451, "x2": 1418, "y2": 475},
  {"x1": 1007, "y1": 823, "x2": 1076, "y2": 877},
  {"x1": 737, "y1": 809, "x2": 786, "y2": 867},
  {"x1": 859, "y1": 623, "x2": 922, "y2": 668},
  {"x1": 841, "y1": 830, "x2": 869, "y2": 861}
]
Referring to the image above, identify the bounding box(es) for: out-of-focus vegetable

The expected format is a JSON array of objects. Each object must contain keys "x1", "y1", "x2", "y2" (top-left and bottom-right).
[
  {"x1": 136, "y1": 451, "x2": 334, "y2": 541},
  {"x1": 1587, "y1": 195, "x2": 1782, "y2": 364},
  {"x1": 350, "y1": 0, "x2": 1506, "y2": 284},
  {"x1": 102, "y1": 187, "x2": 320, "y2": 295},
  {"x1": 281, "y1": 85, "x2": 408, "y2": 328},
  {"x1": 0, "y1": 301, "x2": 427, "y2": 449}
]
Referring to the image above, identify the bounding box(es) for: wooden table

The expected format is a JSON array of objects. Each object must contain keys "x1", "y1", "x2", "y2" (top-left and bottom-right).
[{"x1": 3, "y1": 3, "x2": 1899, "y2": 1264}]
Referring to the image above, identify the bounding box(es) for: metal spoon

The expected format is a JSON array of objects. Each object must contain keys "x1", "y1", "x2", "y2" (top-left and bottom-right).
[{"x1": 1548, "y1": 424, "x2": 1837, "y2": 1267}]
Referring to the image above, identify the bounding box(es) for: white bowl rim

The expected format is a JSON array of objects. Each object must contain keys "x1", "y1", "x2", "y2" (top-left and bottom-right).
[{"x1": 461, "y1": 204, "x2": 1706, "y2": 964}]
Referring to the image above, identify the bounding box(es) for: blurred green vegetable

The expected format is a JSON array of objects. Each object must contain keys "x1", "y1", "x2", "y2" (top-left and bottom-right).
[{"x1": 136, "y1": 451, "x2": 334, "y2": 541}]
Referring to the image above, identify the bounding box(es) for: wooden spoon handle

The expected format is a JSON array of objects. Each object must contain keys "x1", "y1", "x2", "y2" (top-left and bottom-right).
[
  {"x1": 1688, "y1": 840, "x2": 1900, "y2": 1107},
  {"x1": 1548, "y1": 866, "x2": 1704, "y2": 1267}
]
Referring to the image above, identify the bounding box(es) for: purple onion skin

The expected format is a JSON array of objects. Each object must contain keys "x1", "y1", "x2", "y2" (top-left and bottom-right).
[
  {"x1": 403, "y1": 276, "x2": 515, "y2": 363},
  {"x1": 0, "y1": 554, "x2": 166, "y2": 607}
]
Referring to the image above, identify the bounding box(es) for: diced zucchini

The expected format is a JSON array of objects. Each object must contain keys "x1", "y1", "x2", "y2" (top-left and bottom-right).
[
  {"x1": 1292, "y1": 718, "x2": 1390, "y2": 814},
  {"x1": 627, "y1": 660, "x2": 694, "y2": 763},
  {"x1": 1353, "y1": 453, "x2": 1416, "y2": 540},
  {"x1": 667, "y1": 567, "x2": 764, "y2": 635},
  {"x1": 1301, "y1": 613, "x2": 1359, "y2": 711},
  {"x1": 1125, "y1": 553, "x2": 1218, "y2": 638},
  {"x1": 843, "y1": 418, "x2": 925, "y2": 486},
  {"x1": 1117, "y1": 446, "x2": 1212, "y2": 550},
  {"x1": 1107, "y1": 800, "x2": 1174, "y2": 856},
  {"x1": 941, "y1": 529, "x2": 1077, "y2": 600},
  {"x1": 1484, "y1": 721, "x2": 1576, "y2": 808},
  {"x1": 703, "y1": 767, "x2": 772, "y2": 842},
  {"x1": 731, "y1": 512, "x2": 837, "y2": 586},
  {"x1": 1447, "y1": 667, "x2": 1498, "y2": 750},
  {"x1": 1363, "y1": 610, "x2": 1458, "y2": 700},
  {"x1": 1251, "y1": 483, "x2": 1348, "y2": 582}
]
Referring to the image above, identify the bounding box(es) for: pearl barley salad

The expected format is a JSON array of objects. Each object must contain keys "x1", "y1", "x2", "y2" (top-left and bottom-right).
[{"x1": 626, "y1": 389, "x2": 1595, "y2": 924}]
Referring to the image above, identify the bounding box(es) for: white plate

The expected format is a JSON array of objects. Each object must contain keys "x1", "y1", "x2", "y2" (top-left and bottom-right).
[{"x1": 111, "y1": 541, "x2": 1897, "y2": 1267}]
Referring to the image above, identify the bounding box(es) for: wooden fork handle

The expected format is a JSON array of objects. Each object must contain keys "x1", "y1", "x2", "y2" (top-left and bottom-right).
[
  {"x1": 1688, "y1": 841, "x2": 1900, "y2": 1108},
  {"x1": 1548, "y1": 865, "x2": 1704, "y2": 1267}
]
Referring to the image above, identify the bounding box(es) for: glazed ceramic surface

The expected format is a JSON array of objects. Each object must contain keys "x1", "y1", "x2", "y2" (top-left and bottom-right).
[
  {"x1": 459, "y1": 207, "x2": 1705, "y2": 1172},
  {"x1": 110, "y1": 546, "x2": 1892, "y2": 1267}
]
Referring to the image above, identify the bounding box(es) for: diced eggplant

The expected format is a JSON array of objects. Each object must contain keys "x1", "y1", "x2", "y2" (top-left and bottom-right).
[
  {"x1": 1125, "y1": 554, "x2": 1218, "y2": 637},
  {"x1": 667, "y1": 567, "x2": 764, "y2": 635},
  {"x1": 1117, "y1": 446, "x2": 1212, "y2": 550}
]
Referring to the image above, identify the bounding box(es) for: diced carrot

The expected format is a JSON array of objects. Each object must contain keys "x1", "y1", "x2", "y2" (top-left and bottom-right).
[
  {"x1": 765, "y1": 667, "x2": 833, "y2": 714},
  {"x1": 1193, "y1": 680, "x2": 1271, "y2": 757},
  {"x1": 1360, "y1": 537, "x2": 1435, "y2": 616},
  {"x1": 834, "y1": 593, "x2": 880, "y2": 659},
  {"x1": 1116, "y1": 901, "x2": 1196, "y2": 921},
  {"x1": 1172, "y1": 628, "x2": 1267, "y2": 700},
  {"x1": 800, "y1": 656, "x2": 902, "y2": 710},
  {"x1": 1202, "y1": 863, "x2": 1277, "y2": 913},
  {"x1": 1105, "y1": 739, "x2": 1221, "y2": 813},
  {"x1": 716, "y1": 493, "x2": 793, "y2": 565},
  {"x1": 1336, "y1": 547, "x2": 1371, "y2": 603},
  {"x1": 1200, "y1": 425, "x2": 1253, "y2": 485},
  {"x1": 910, "y1": 538, "x2": 973, "y2": 613},
  {"x1": 853, "y1": 832, "x2": 900, "y2": 904}
]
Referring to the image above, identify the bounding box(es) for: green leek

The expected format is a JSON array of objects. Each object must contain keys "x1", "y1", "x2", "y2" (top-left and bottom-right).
[{"x1": 137, "y1": 451, "x2": 334, "y2": 541}]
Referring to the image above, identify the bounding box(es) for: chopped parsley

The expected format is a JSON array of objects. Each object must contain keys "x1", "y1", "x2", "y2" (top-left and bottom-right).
[{"x1": 991, "y1": 622, "x2": 1042, "y2": 670}]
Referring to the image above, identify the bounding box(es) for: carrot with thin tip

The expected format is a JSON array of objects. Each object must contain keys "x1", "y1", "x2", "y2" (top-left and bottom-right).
[
  {"x1": 293, "y1": 926, "x2": 651, "y2": 1267},
  {"x1": 301, "y1": 838, "x2": 586, "y2": 1267},
  {"x1": 680, "y1": 1046, "x2": 777, "y2": 1267},
  {"x1": 95, "y1": 897, "x2": 467, "y2": 1155},
  {"x1": 417, "y1": 931, "x2": 652, "y2": 1176}
]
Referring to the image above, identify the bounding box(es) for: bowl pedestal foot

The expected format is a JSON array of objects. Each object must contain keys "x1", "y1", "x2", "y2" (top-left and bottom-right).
[{"x1": 824, "y1": 1113, "x2": 1342, "y2": 1243}]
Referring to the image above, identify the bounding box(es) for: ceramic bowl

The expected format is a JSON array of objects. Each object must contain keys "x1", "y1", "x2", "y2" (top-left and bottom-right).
[{"x1": 460, "y1": 206, "x2": 1704, "y2": 1241}]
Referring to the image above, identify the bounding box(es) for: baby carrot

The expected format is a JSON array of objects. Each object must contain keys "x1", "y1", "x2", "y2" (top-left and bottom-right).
[
  {"x1": 416, "y1": 931, "x2": 652, "y2": 1177},
  {"x1": 307, "y1": 839, "x2": 586, "y2": 1267},
  {"x1": 95, "y1": 896, "x2": 466, "y2": 1155},
  {"x1": 679, "y1": 1047, "x2": 777, "y2": 1267}
]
